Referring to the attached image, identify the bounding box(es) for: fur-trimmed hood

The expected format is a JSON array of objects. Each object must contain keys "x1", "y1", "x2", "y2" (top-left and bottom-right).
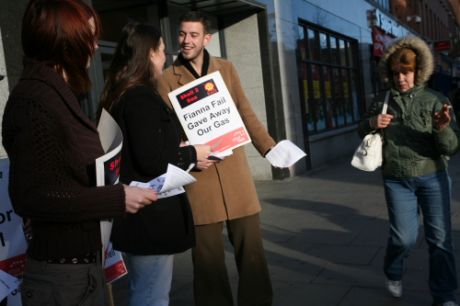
[{"x1": 379, "y1": 36, "x2": 434, "y2": 88}]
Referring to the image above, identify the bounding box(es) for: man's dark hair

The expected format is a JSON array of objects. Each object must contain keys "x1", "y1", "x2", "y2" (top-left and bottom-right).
[{"x1": 179, "y1": 11, "x2": 212, "y2": 34}]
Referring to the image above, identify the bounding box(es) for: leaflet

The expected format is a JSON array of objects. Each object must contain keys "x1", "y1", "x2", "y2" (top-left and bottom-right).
[
  {"x1": 209, "y1": 149, "x2": 233, "y2": 160},
  {"x1": 130, "y1": 164, "x2": 196, "y2": 199},
  {"x1": 266, "y1": 140, "x2": 307, "y2": 168}
]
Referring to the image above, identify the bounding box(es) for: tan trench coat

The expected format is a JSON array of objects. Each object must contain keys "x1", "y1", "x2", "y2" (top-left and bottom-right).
[{"x1": 158, "y1": 56, "x2": 276, "y2": 225}]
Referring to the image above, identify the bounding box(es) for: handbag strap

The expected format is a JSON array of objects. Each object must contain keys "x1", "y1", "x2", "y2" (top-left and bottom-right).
[{"x1": 381, "y1": 91, "x2": 390, "y2": 114}]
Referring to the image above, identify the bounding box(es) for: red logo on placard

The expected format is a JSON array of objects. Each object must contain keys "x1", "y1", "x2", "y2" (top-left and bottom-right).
[{"x1": 204, "y1": 82, "x2": 217, "y2": 95}]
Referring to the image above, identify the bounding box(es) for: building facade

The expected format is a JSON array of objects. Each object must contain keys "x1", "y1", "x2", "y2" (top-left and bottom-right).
[{"x1": 0, "y1": 0, "x2": 459, "y2": 179}]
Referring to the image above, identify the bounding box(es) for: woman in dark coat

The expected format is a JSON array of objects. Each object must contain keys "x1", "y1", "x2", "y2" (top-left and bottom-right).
[
  {"x1": 1, "y1": 1, "x2": 156, "y2": 305},
  {"x1": 99, "y1": 22, "x2": 210, "y2": 306}
]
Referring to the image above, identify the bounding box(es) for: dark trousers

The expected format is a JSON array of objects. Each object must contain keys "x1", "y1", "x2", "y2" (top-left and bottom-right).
[
  {"x1": 21, "y1": 257, "x2": 103, "y2": 306},
  {"x1": 192, "y1": 213, "x2": 273, "y2": 306}
]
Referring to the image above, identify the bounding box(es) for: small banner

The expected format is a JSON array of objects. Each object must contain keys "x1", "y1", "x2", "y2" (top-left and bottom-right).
[{"x1": 168, "y1": 71, "x2": 251, "y2": 153}]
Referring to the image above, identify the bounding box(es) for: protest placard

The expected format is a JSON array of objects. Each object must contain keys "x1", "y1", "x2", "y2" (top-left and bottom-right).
[
  {"x1": 0, "y1": 159, "x2": 27, "y2": 305},
  {"x1": 168, "y1": 71, "x2": 251, "y2": 153},
  {"x1": 96, "y1": 109, "x2": 127, "y2": 282},
  {"x1": 104, "y1": 242, "x2": 127, "y2": 283}
]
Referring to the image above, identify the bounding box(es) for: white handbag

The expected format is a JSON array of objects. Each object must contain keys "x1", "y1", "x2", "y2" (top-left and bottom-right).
[{"x1": 351, "y1": 91, "x2": 390, "y2": 171}]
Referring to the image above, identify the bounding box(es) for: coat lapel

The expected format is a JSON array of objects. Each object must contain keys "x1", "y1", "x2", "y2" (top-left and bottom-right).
[
  {"x1": 207, "y1": 56, "x2": 222, "y2": 74},
  {"x1": 172, "y1": 62, "x2": 194, "y2": 86},
  {"x1": 53, "y1": 80, "x2": 99, "y2": 133},
  {"x1": 45, "y1": 71, "x2": 98, "y2": 133},
  {"x1": 21, "y1": 58, "x2": 98, "y2": 133},
  {"x1": 172, "y1": 54, "x2": 222, "y2": 84}
]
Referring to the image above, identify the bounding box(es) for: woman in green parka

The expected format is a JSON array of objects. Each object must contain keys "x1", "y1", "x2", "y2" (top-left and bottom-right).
[{"x1": 358, "y1": 36, "x2": 460, "y2": 306}]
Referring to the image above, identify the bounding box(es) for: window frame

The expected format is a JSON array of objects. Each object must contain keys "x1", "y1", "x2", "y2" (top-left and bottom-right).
[{"x1": 297, "y1": 20, "x2": 363, "y2": 136}]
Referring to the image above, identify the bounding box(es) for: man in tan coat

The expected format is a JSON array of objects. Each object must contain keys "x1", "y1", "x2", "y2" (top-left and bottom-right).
[{"x1": 158, "y1": 11, "x2": 275, "y2": 306}]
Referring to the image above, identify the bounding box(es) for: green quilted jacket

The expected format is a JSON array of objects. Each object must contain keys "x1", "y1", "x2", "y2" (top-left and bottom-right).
[
  {"x1": 358, "y1": 36, "x2": 460, "y2": 178},
  {"x1": 358, "y1": 86, "x2": 460, "y2": 178}
]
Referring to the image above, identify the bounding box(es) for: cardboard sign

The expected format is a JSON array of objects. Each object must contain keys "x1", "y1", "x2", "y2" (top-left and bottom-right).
[
  {"x1": 168, "y1": 71, "x2": 251, "y2": 153},
  {"x1": 0, "y1": 159, "x2": 26, "y2": 305},
  {"x1": 96, "y1": 110, "x2": 127, "y2": 283}
]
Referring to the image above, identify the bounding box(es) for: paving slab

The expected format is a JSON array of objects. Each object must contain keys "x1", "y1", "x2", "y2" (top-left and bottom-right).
[{"x1": 110, "y1": 154, "x2": 460, "y2": 306}]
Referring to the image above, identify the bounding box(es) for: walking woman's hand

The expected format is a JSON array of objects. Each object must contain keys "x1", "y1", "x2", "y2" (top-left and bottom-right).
[
  {"x1": 123, "y1": 185, "x2": 157, "y2": 214},
  {"x1": 370, "y1": 114, "x2": 394, "y2": 129},
  {"x1": 434, "y1": 104, "x2": 452, "y2": 131}
]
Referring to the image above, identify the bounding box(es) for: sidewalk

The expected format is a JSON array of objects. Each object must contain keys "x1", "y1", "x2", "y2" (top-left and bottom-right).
[{"x1": 112, "y1": 154, "x2": 460, "y2": 306}]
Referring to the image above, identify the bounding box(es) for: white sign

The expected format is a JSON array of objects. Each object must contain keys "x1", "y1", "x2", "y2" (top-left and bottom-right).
[
  {"x1": 96, "y1": 110, "x2": 127, "y2": 282},
  {"x1": 168, "y1": 71, "x2": 251, "y2": 153},
  {"x1": 0, "y1": 159, "x2": 26, "y2": 305},
  {"x1": 130, "y1": 163, "x2": 196, "y2": 199}
]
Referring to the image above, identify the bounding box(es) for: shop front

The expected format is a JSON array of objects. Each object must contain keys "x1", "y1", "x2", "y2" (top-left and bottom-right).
[{"x1": 88, "y1": 0, "x2": 284, "y2": 179}]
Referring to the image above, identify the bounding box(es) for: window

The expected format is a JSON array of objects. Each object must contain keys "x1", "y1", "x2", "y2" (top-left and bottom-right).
[{"x1": 297, "y1": 21, "x2": 362, "y2": 135}]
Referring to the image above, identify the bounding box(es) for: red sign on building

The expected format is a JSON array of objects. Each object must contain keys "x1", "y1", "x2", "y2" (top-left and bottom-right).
[
  {"x1": 433, "y1": 40, "x2": 451, "y2": 52},
  {"x1": 372, "y1": 27, "x2": 395, "y2": 57}
]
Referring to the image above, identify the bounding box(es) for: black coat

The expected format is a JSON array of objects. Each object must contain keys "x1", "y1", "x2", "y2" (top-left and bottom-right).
[
  {"x1": 2, "y1": 58, "x2": 125, "y2": 260},
  {"x1": 109, "y1": 85, "x2": 196, "y2": 255}
]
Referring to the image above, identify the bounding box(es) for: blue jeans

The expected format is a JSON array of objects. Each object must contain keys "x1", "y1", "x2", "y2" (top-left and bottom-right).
[
  {"x1": 383, "y1": 171, "x2": 458, "y2": 303},
  {"x1": 124, "y1": 254, "x2": 174, "y2": 306}
]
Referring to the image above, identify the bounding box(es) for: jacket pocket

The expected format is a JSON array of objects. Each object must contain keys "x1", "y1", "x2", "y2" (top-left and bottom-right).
[
  {"x1": 76, "y1": 270, "x2": 98, "y2": 306},
  {"x1": 21, "y1": 270, "x2": 55, "y2": 306},
  {"x1": 418, "y1": 109, "x2": 433, "y2": 129}
]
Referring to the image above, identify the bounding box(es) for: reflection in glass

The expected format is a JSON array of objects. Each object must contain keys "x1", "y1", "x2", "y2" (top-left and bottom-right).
[
  {"x1": 298, "y1": 25, "x2": 306, "y2": 61},
  {"x1": 323, "y1": 67, "x2": 335, "y2": 128},
  {"x1": 312, "y1": 64, "x2": 326, "y2": 131},
  {"x1": 307, "y1": 29, "x2": 318, "y2": 61},
  {"x1": 347, "y1": 41, "x2": 354, "y2": 67},
  {"x1": 330, "y1": 37, "x2": 338, "y2": 65},
  {"x1": 339, "y1": 39, "x2": 346, "y2": 66},
  {"x1": 351, "y1": 71, "x2": 360, "y2": 121},
  {"x1": 332, "y1": 68, "x2": 345, "y2": 126},
  {"x1": 342, "y1": 69, "x2": 353, "y2": 123},
  {"x1": 320, "y1": 32, "x2": 329, "y2": 62},
  {"x1": 303, "y1": 63, "x2": 315, "y2": 132}
]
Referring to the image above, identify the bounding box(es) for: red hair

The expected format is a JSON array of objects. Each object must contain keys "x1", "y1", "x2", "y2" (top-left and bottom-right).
[
  {"x1": 22, "y1": 0, "x2": 101, "y2": 94},
  {"x1": 389, "y1": 48, "x2": 417, "y2": 73}
]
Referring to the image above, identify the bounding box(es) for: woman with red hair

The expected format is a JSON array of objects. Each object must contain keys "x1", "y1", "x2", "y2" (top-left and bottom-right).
[{"x1": 2, "y1": 1, "x2": 157, "y2": 305}]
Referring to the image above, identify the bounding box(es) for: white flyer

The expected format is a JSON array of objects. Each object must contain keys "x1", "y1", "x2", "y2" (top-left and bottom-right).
[
  {"x1": 266, "y1": 140, "x2": 307, "y2": 168},
  {"x1": 168, "y1": 71, "x2": 251, "y2": 153},
  {"x1": 130, "y1": 164, "x2": 196, "y2": 199}
]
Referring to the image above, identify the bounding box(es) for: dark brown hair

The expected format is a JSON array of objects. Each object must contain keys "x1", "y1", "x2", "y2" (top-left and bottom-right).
[
  {"x1": 389, "y1": 48, "x2": 417, "y2": 73},
  {"x1": 22, "y1": 0, "x2": 101, "y2": 94},
  {"x1": 99, "y1": 22, "x2": 162, "y2": 113},
  {"x1": 179, "y1": 11, "x2": 212, "y2": 34}
]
